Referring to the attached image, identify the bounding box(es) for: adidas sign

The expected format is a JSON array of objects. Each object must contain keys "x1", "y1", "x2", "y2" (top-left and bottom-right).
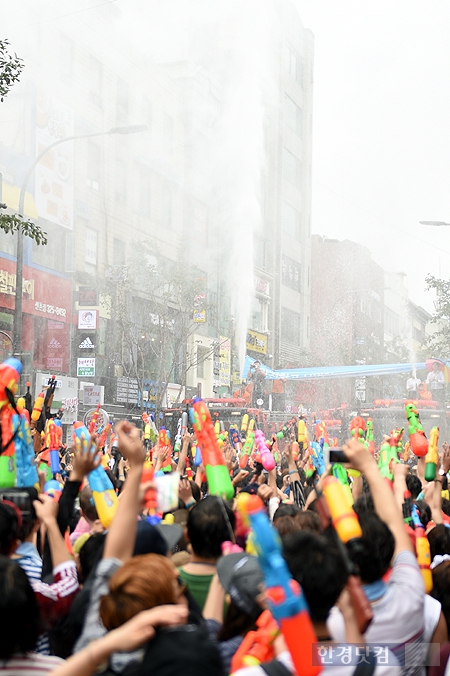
[
  {"x1": 48, "y1": 337, "x2": 62, "y2": 349},
  {"x1": 79, "y1": 337, "x2": 95, "y2": 349}
]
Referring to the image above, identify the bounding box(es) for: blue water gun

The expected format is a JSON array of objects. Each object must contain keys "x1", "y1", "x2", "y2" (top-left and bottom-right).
[{"x1": 310, "y1": 441, "x2": 326, "y2": 476}]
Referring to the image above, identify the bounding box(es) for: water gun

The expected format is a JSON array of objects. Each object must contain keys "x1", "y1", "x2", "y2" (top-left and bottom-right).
[
  {"x1": 72, "y1": 422, "x2": 118, "y2": 528},
  {"x1": 230, "y1": 426, "x2": 242, "y2": 454},
  {"x1": 241, "y1": 414, "x2": 249, "y2": 434},
  {"x1": 350, "y1": 416, "x2": 366, "y2": 443},
  {"x1": 405, "y1": 402, "x2": 429, "y2": 457},
  {"x1": 98, "y1": 423, "x2": 112, "y2": 449},
  {"x1": 141, "y1": 460, "x2": 160, "y2": 524},
  {"x1": 158, "y1": 427, "x2": 172, "y2": 472},
  {"x1": 88, "y1": 404, "x2": 101, "y2": 434},
  {"x1": 366, "y1": 418, "x2": 375, "y2": 454},
  {"x1": 43, "y1": 375, "x2": 57, "y2": 420},
  {"x1": 230, "y1": 609, "x2": 279, "y2": 672},
  {"x1": 291, "y1": 440, "x2": 300, "y2": 462},
  {"x1": 190, "y1": 399, "x2": 234, "y2": 500},
  {"x1": 297, "y1": 417, "x2": 308, "y2": 451},
  {"x1": 322, "y1": 475, "x2": 362, "y2": 550},
  {"x1": 31, "y1": 391, "x2": 45, "y2": 424},
  {"x1": 45, "y1": 478, "x2": 62, "y2": 501},
  {"x1": 240, "y1": 429, "x2": 255, "y2": 468},
  {"x1": 47, "y1": 418, "x2": 62, "y2": 475},
  {"x1": 330, "y1": 462, "x2": 353, "y2": 505},
  {"x1": 411, "y1": 503, "x2": 432, "y2": 593},
  {"x1": 192, "y1": 439, "x2": 202, "y2": 467},
  {"x1": 14, "y1": 407, "x2": 39, "y2": 488},
  {"x1": 425, "y1": 426, "x2": 439, "y2": 482},
  {"x1": 402, "y1": 489, "x2": 413, "y2": 527},
  {"x1": 255, "y1": 429, "x2": 275, "y2": 471},
  {"x1": 0, "y1": 358, "x2": 23, "y2": 488},
  {"x1": 378, "y1": 438, "x2": 398, "y2": 481},
  {"x1": 181, "y1": 411, "x2": 188, "y2": 436},
  {"x1": 238, "y1": 494, "x2": 321, "y2": 676},
  {"x1": 276, "y1": 417, "x2": 297, "y2": 440},
  {"x1": 310, "y1": 441, "x2": 326, "y2": 476},
  {"x1": 314, "y1": 420, "x2": 329, "y2": 445}
]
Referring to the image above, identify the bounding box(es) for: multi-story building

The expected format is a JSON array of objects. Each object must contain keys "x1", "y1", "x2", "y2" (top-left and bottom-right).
[{"x1": 0, "y1": 0, "x2": 314, "y2": 416}]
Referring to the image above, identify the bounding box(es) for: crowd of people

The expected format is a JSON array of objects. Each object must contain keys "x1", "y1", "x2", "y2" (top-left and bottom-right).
[{"x1": 3, "y1": 407, "x2": 450, "y2": 676}]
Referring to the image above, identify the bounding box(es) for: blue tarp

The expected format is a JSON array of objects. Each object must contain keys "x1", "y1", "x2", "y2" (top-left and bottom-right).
[{"x1": 243, "y1": 356, "x2": 427, "y2": 381}]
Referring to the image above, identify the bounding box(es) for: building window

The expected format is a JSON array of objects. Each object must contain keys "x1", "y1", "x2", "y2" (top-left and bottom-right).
[
  {"x1": 139, "y1": 169, "x2": 151, "y2": 217},
  {"x1": 284, "y1": 95, "x2": 302, "y2": 136},
  {"x1": 89, "y1": 56, "x2": 102, "y2": 106},
  {"x1": 281, "y1": 201, "x2": 301, "y2": 239},
  {"x1": 115, "y1": 159, "x2": 127, "y2": 206},
  {"x1": 282, "y1": 255, "x2": 301, "y2": 292},
  {"x1": 281, "y1": 307, "x2": 301, "y2": 346},
  {"x1": 86, "y1": 142, "x2": 101, "y2": 191},
  {"x1": 113, "y1": 238, "x2": 125, "y2": 266},
  {"x1": 60, "y1": 35, "x2": 74, "y2": 79},
  {"x1": 116, "y1": 77, "x2": 129, "y2": 125},
  {"x1": 283, "y1": 147, "x2": 301, "y2": 186},
  {"x1": 85, "y1": 228, "x2": 98, "y2": 268},
  {"x1": 283, "y1": 45, "x2": 303, "y2": 85}
]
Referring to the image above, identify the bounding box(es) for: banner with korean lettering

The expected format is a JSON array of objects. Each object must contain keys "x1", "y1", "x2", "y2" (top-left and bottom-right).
[{"x1": 0, "y1": 257, "x2": 71, "y2": 323}]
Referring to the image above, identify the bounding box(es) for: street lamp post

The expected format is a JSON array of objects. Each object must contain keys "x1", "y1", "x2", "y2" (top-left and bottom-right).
[
  {"x1": 419, "y1": 221, "x2": 450, "y2": 227},
  {"x1": 12, "y1": 124, "x2": 147, "y2": 361}
]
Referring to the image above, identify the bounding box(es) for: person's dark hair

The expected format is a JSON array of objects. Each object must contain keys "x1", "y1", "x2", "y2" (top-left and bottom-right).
[
  {"x1": 295, "y1": 510, "x2": 322, "y2": 534},
  {"x1": 0, "y1": 502, "x2": 20, "y2": 555},
  {"x1": 431, "y1": 561, "x2": 450, "y2": 633},
  {"x1": 17, "y1": 488, "x2": 38, "y2": 542},
  {"x1": 406, "y1": 474, "x2": 422, "y2": 500},
  {"x1": 0, "y1": 556, "x2": 40, "y2": 659},
  {"x1": 79, "y1": 533, "x2": 106, "y2": 582},
  {"x1": 283, "y1": 532, "x2": 347, "y2": 622},
  {"x1": 414, "y1": 500, "x2": 431, "y2": 528},
  {"x1": 353, "y1": 492, "x2": 375, "y2": 514},
  {"x1": 349, "y1": 511, "x2": 395, "y2": 583},
  {"x1": 79, "y1": 485, "x2": 99, "y2": 523},
  {"x1": 428, "y1": 524, "x2": 450, "y2": 561},
  {"x1": 305, "y1": 471, "x2": 318, "y2": 488},
  {"x1": 274, "y1": 515, "x2": 302, "y2": 537},
  {"x1": 217, "y1": 599, "x2": 259, "y2": 641},
  {"x1": 442, "y1": 499, "x2": 450, "y2": 518},
  {"x1": 190, "y1": 482, "x2": 201, "y2": 503},
  {"x1": 273, "y1": 504, "x2": 300, "y2": 522},
  {"x1": 187, "y1": 496, "x2": 236, "y2": 559}
]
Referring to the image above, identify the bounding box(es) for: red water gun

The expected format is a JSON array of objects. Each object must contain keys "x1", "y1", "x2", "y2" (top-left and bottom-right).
[
  {"x1": 89, "y1": 404, "x2": 101, "y2": 434},
  {"x1": 350, "y1": 416, "x2": 366, "y2": 443},
  {"x1": 230, "y1": 609, "x2": 279, "y2": 672}
]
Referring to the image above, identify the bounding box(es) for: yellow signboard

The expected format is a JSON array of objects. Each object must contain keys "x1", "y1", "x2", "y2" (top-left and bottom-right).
[{"x1": 246, "y1": 329, "x2": 268, "y2": 355}]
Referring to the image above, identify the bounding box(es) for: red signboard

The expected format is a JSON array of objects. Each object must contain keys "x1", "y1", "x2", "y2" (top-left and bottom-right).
[{"x1": 0, "y1": 257, "x2": 71, "y2": 322}]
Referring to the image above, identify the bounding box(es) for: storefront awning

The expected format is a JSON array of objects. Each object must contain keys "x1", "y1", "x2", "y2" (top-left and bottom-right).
[{"x1": 1, "y1": 183, "x2": 38, "y2": 219}]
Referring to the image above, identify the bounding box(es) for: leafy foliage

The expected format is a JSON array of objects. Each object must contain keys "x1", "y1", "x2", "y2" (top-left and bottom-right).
[
  {"x1": 0, "y1": 213, "x2": 48, "y2": 245},
  {"x1": 423, "y1": 274, "x2": 450, "y2": 360},
  {"x1": 0, "y1": 39, "x2": 24, "y2": 102}
]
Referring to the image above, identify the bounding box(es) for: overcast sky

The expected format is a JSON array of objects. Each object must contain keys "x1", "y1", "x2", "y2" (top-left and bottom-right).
[{"x1": 294, "y1": 0, "x2": 450, "y2": 312}]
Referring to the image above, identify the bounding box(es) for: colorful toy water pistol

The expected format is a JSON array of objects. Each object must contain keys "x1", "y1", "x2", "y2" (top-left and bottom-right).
[
  {"x1": 366, "y1": 418, "x2": 375, "y2": 454},
  {"x1": 192, "y1": 439, "x2": 202, "y2": 467},
  {"x1": 181, "y1": 411, "x2": 188, "y2": 436},
  {"x1": 378, "y1": 438, "x2": 398, "y2": 481},
  {"x1": 72, "y1": 422, "x2": 118, "y2": 528},
  {"x1": 323, "y1": 475, "x2": 362, "y2": 550},
  {"x1": 45, "y1": 478, "x2": 62, "y2": 501},
  {"x1": 185, "y1": 455, "x2": 193, "y2": 480},
  {"x1": 239, "y1": 495, "x2": 321, "y2": 676},
  {"x1": 276, "y1": 418, "x2": 297, "y2": 440},
  {"x1": 240, "y1": 429, "x2": 255, "y2": 468},
  {"x1": 141, "y1": 460, "x2": 160, "y2": 524},
  {"x1": 0, "y1": 358, "x2": 23, "y2": 488},
  {"x1": 350, "y1": 416, "x2": 366, "y2": 443},
  {"x1": 310, "y1": 441, "x2": 326, "y2": 476},
  {"x1": 402, "y1": 489, "x2": 413, "y2": 527},
  {"x1": 331, "y1": 462, "x2": 353, "y2": 505},
  {"x1": 88, "y1": 404, "x2": 101, "y2": 434},
  {"x1": 314, "y1": 420, "x2": 329, "y2": 445},
  {"x1": 230, "y1": 609, "x2": 279, "y2": 672},
  {"x1": 291, "y1": 440, "x2": 300, "y2": 462},
  {"x1": 411, "y1": 503, "x2": 432, "y2": 592},
  {"x1": 31, "y1": 391, "x2": 45, "y2": 423},
  {"x1": 241, "y1": 414, "x2": 249, "y2": 433},
  {"x1": 47, "y1": 418, "x2": 62, "y2": 475},
  {"x1": 174, "y1": 416, "x2": 183, "y2": 455},
  {"x1": 405, "y1": 402, "x2": 429, "y2": 457},
  {"x1": 425, "y1": 426, "x2": 439, "y2": 482},
  {"x1": 158, "y1": 427, "x2": 172, "y2": 472},
  {"x1": 98, "y1": 423, "x2": 112, "y2": 449},
  {"x1": 255, "y1": 429, "x2": 275, "y2": 471},
  {"x1": 190, "y1": 399, "x2": 234, "y2": 500},
  {"x1": 297, "y1": 417, "x2": 308, "y2": 450}
]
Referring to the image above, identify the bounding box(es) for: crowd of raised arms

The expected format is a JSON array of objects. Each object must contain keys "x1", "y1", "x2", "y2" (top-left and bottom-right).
[{"x1": 3, "y1": 356, "x2": 450, "y2": 676}]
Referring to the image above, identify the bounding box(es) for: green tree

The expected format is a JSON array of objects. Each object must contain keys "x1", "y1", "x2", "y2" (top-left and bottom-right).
[
  {"x1": 0, "y1": 39, "x2": 47, "y2": 245},
  {"x1": 424, "y1": 274, "x2": 450, "y2": 360}
]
